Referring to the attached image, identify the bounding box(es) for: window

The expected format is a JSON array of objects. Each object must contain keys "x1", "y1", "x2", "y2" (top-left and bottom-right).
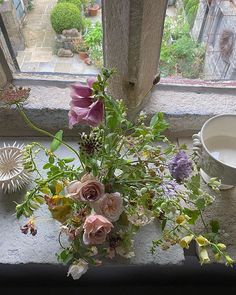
[
  {"x1": 0, "y1": 0, "x2": 103, "y2": 76},
  {"x1": 161, "y1": 0, "x2": 236, "y2": 81}
]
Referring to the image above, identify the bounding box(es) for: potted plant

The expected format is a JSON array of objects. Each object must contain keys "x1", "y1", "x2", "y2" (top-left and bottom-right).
[
  {"x1": 72, "y1": 38, "x2": 89, "y2": 60},
  {"x1": 88, "y1": 0, "x2": 100, "y2": 17}
]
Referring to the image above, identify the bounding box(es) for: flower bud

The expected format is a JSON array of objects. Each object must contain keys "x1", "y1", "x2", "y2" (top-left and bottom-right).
[
  {"x1": 176, "y1": 215, "x2": 185, "y2": 225},
  {"x1": 140, "y1": 187, "x2": 148, "y2": 194},
  {"x1": 225, "y1": 255, "x2": 234, "y2": 266},
  {"x1": 217, "y1": 243, "x2": 226, "y2": 251},
  {"x1": 214, "y1": 253, "x2": 221, "y2": 261}
]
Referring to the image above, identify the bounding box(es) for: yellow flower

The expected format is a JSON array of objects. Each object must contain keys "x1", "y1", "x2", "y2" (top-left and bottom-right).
[
  {"x1": 179, "y1": 235, "x2": 194, "y2": 249},
  {"x1": 198, "y1": 247, "x2": 210, "y2": 265},
  {"x1": 176, "y1": 215, "x2": 185, "y2": 225},
  {"x1": 195, "y1": 235, "x2": 210, "y2": 247}
]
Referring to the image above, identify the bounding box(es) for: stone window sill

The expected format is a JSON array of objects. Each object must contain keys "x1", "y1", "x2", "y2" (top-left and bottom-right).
[{"x1": 1, "y1": 76, "x2": 236, "y2": 137}]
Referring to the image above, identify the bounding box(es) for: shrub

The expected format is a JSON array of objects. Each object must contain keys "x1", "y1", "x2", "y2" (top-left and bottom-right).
[
  {"x1": 84, "y1": 22, "x2": 103, "y2": 68},
  {"x1": 84, "y1": 22, "x2": 102, "y2": 47},
  {"x1": 50, "y1": 3, "x2": 83, "y2": 34},
  {"x1": 160, "y1": 14, "x2": 205, "y2": 79},
  {"x1": 183, "y1": 0, "x2": 199, "y2": 27},
  {"x1": 57, "y1": 0, "x2": 82, "y2": 9}
]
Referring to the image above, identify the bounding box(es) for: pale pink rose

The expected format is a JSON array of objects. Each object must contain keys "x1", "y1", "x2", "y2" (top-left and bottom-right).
[
  {"x1": 83, "y1": 214, "x2": 113, "y2": 245},
  {"x1": 66, "y1": 174, "x2": 105, "y2": 202},
  {"x1": 92, "y1": 193, "x2": 123, "y2": 222}
]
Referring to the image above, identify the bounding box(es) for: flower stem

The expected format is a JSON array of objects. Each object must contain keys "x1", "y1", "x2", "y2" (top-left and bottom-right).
[{"x1": 16, "y1": 104, "x2": 84, "y2": 169}]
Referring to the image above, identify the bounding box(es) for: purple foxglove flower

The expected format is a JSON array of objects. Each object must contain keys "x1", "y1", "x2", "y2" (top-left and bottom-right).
[
  {"x1": 84, "y1": 99, "x2": 104, "y2": 127},
  {"x1": 70, "y1": 83, "x2": 93, "y2": 99},
  {"x1": 68, "y1": 99, "x2": 104, "y2": 128},
  {"x1": 87, "y1": 77, "x2": 97, "y2": 88},
  {"x1": 68, "y1": 107, "x2": 90, "y2": 128},
  {"x1": 168, "y1": 151, "x2": 192, "y2": 182},
  {"x1": 70, "y1": 97, "x2": 93, "y2": 108}
]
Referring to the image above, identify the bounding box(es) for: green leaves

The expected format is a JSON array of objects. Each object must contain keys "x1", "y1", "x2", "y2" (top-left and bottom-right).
[
  {"x1": 50, "y1": 130, "x2": 63, "y2": 152},
  {"x1": 150, "y1": 113, "x2": 169, "y2": 136},
  {"x1": 15, "y1": 193, "x2": 45, "y2": 219},
  {"x1": 195, "y1": 198, "x2": 206, "y2": 210},
  {"x1": 210, "y1": 220, "x2": 220, "y2": 234},
  {"x1": 183, "y1": 207, "x2": 200, "y2": 224},
  {"x1": 57, "y1": 249, "x2": 74, "y2": 265},
  {"x1": 187, "y1": 174, "x2": 200, "y2": 198}
]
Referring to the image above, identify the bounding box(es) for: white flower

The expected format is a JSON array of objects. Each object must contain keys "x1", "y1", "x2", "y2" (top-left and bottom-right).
[{"x1": 67, "y1": 259, "x2": 89, "y2": 280}]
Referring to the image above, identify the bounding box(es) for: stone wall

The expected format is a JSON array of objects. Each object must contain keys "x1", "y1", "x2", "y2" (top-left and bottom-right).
[
  {"x1": 0, "y1": 63, "x2": 7, "y2": 87},
  {"x1": 0, "y1": 27, "x2": 15, "y2": 73},
  {"x1": 0, "y1": 0, "x2": 25, "y2": 54},
  {"x1": 0, "y1": 45, "x2": 12, "y2": 87},
  {"x1": 192, "y1": 0, "x2": 236, "y2": 80}
]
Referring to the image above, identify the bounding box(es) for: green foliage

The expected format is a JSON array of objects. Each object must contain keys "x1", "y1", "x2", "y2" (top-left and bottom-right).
[
  {"x1": 183, "y1": 0, "x2": 199, "y2": 27},
  {"x1": 50, "y1": 130, "x2": 63, "y2": 152},
  {"x1": 84, "y1": 22, "x2": 103, "y2": 68},
  {"x1": 0, "y1": 0, "x2": 3, "y2": 4},
  {"x1": 58, "y1": 0, "x2": 82, "y2": 9},
  {"x1": 84, "y1": 22, "x2": 102, "y2": 47},
  {"x1": 27, "y1": 0, "x2": 34, "y2": 11},
  {"x1": 160, "y1": 14, "x2": 205, "y2": 78},
  {"x1": 50, "y1": 3, "x2": 83, "y2": 34}
]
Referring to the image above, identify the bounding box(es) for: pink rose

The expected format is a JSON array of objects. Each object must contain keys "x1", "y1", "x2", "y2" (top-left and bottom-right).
[
  {"x1": 92, "y1": 193, "x2": 123, "y2": 222},
  {"x1": 83, "y1": 214, "x2": 113, "y2": 245},
  {"x1": 66, "y1": 174, "x2": 105, "y2": 202}
]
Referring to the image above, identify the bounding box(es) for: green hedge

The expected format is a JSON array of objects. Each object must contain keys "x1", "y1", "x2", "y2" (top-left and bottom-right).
[
  {"x1": 57, "y1": 0, "x2": 82, "y2": 9},
  {"x1": 51, "y1": 3, "x2": 83, "y2": 34}
]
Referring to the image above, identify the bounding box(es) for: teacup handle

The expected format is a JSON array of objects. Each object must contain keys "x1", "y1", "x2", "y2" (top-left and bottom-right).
[{"x1": 192, "y1": 132, "x2": 202, "y2": 157}]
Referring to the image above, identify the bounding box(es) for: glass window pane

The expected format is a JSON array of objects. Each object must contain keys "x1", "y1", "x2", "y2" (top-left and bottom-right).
[
  {"x1": 161, "y1": 0, "x2": 236, "y2": 81},
  {"x1": 2, "y1": 0, "x2": 103, "y2": 75}
]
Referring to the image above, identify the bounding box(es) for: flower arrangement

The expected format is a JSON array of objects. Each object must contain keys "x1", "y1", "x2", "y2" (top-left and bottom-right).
[{"x1": 0, "y1": 69, "x2": 234, "y2": 279}]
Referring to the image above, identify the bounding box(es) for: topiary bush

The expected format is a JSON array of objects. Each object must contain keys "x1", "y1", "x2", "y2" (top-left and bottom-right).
[
  {"x1": 51, "y1": 3, "x2": 83, "y2": 34},
  {"x1": 57, "y1": 0, "x2": 82, "y2": 9}
]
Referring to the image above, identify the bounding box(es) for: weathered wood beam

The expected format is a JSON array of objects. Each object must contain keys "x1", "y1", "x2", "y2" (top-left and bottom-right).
[{"x1": 103, "y1": 0, "x2": 168, "y2": 118}]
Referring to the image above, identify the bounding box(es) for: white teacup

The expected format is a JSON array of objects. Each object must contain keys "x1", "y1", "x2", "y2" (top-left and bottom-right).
[{"x1": 192, "y1": 114, "x2": 236, "y2": 190}]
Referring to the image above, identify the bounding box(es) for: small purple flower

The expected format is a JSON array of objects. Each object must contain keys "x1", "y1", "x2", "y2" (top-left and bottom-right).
[
  {"x1": 168, "y1": 151, "x2": 192, "y2": 182},
  {"x1": 162, "y1": 180, "x2": 179, "y2": 198}
]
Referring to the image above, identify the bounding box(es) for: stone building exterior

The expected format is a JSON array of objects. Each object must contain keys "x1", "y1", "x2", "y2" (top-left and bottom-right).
[
  {"x1": 192, "y1": 0, "x2": 236, "y2": 80},
  {"x1": 0, "y1": 0, "x2": 25, "y2": 55}
]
